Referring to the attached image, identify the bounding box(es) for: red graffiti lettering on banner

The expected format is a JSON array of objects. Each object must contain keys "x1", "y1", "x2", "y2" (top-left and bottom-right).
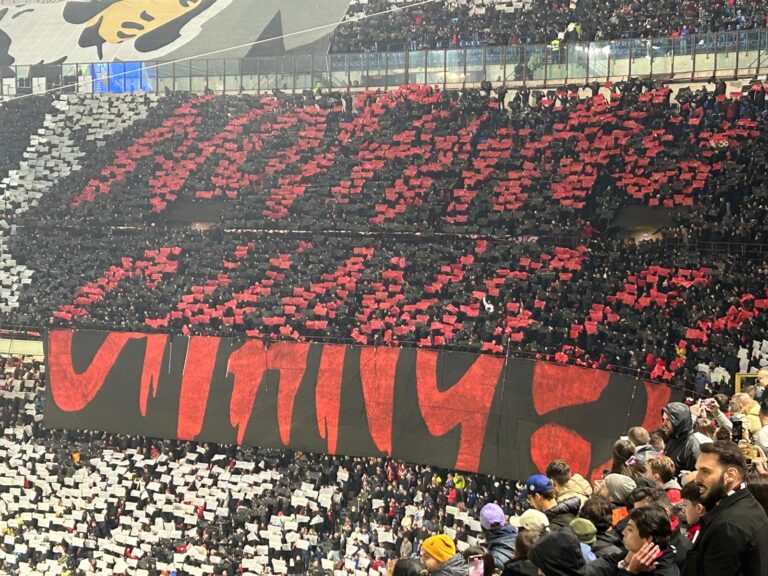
[
  {"x1": 228, "y1": 341, "x2": 310, "y2": 444},
  {"x1": 530, "y1": 423, "x2": 592, "y2": 477},
  {"x1": 177, "y1": 336, "x2": 221, "y2": 440},
  {"x1": 360, "y1": 347, "x2": 400, "y2": 456},
  {"x1": 532, "y1": 362, "x2": 609, "y2": 416},
  {"x1": 316, "y1": 344, "x2": 346, "y2": 453},
  {"x1": 50, "y1": 329, "x2": 141, "y2": 411},
  {"x1": 416, "y1": 351, "x2": 503, "y2": 472},
  {"x1": 139, "y1": 334, "x2": 168, "y2": 417}
]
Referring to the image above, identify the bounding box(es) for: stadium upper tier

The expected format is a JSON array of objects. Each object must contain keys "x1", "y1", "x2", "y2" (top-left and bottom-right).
[
  {"x1": 0, "y1": 81, "x2": 767, "y2": 388},
  {"x1": 330, "y1": 0, "x2": 768, "y2": 52}
]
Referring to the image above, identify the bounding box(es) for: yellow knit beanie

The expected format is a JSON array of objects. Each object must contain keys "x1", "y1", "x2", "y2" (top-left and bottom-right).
[{"x1": 421, "y1": 534, "x2": 456, "y2": 564}]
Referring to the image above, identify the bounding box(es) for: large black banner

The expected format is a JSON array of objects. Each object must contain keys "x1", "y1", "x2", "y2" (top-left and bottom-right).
[{"x1": 45, "y1": 329, "x2": 678, "y2": 480}]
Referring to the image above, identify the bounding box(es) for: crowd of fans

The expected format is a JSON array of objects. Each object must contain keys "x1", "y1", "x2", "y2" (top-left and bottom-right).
[
  {"x1": 0, "y1": 26, "x2": 766, "y2": 576},
  {"x1": 1, "y1": 353, "x2": 768, "y2": 575},
  {"x1": 0, "y1": 95, "x2": 54, "y2": 181},
  {"x1": 330, "y1": 0, "x2": 768, "y2": 53},
  {"x1": 1, "y1": 80, "x2": 768, "y2": 392}
]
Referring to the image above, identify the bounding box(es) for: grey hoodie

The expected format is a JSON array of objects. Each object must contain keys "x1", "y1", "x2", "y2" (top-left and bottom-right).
[{"x1": 662, "y1": 402, "x2": 701, "y2": 473}]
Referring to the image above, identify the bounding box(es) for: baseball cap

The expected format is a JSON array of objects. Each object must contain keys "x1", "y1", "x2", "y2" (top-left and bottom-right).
[
  {"x1": 509, "y1": 509, "x2": 550, "y2": 531},
  {"x1": 479, "y1": 503, "x2": 507, "y2": 530},
  {"x1": 523, "y1": 474, "x2": 554, "y2": 498}
]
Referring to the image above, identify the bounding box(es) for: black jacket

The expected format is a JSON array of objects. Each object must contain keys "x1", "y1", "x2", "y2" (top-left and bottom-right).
[
  {"x1": 529, "y1": 527, "x2": 586, "y2": 576},
  {"x1": 684, "y1": 488, "x2": 768, "y2": 576},
  {"x1": 670, "y1": 528, "x2": 691, "y2": 572},
  {"x1": 502, "y1": 558, "x2": 540, "y2": 576},
  {"x1": 591, "y1": 532, "x2": 623, "y2": 558},
  {"x1": 662, "y1": 403, "x2": 701, "y2": 473},
  {"x1": 587, "y1": 547, "x2": 679, "y2": 576},
  {"x1": 545, "y1": 496, "x2": 581, "y2": 529},
  {"x1": 486, "y1": 525, "x2": 518, "y2": 570}
]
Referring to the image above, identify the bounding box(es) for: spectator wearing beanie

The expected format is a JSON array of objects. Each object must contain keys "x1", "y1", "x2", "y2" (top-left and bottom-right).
[
  {"x1": 569, "y1": 517, "x2": 598, "y2": 563},
  {"x1": 596, "y1": 473, "x2": 636, "y2": 526},
  {"x1": 479, "y1": 503, "x2": 517, "y2": 570},
  {"x1": 420, "y1": 534, "x2": 468, "y2": 576},
  {"x1": 524, "y1": 474, "x2": 581, "y2": 529}
]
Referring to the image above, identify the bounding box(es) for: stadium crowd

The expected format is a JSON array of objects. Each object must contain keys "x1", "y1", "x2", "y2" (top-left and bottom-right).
[
  {"x1": 1, "y1": 351, "x2": 768, "y2": 575},
  {"x1": 0, "y1": 79, "x2": 766, "y2": 393},
  {"x1": 330, "y1": 0, "x2": 768, "y2": 52}
]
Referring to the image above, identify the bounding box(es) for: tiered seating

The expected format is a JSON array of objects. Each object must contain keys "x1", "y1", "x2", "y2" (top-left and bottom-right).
[
  {"x1": 329, "y1": 0, "x2": 768, "y2": 51},
  {"x1": 0, "y1": 95, "x2": 53, "y2": 182},
  {"x1": 0, "y1": 93, "x2": 160, "y2": 315},
  {"x1": 2, "y1": 79, "x2": 768, "y2": 390}
]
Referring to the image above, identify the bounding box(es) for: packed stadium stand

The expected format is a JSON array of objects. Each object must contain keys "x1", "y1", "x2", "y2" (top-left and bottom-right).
[
  {"x1": 3, "y1": 0, "x2": 768, "y2": 575},
  {"x1": 0, "y1": 81, "x2": 766, "y2": 389},
  {"x1": 330, "y1": 0, "x2": 768, "y2": 52}
]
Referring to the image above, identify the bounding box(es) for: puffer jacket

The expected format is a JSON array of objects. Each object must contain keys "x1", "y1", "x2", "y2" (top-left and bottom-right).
[
  {"x1": 557, "y1": 474, "x2": 593, "y2": 505},
  {"x1": 662, "y1": 403, "x2": 701, "y2": 473},
  {"x1": 545, "y1": 496, "x2": 582, "y2": 528},
  {"x1": 486, "y1": 525, "x2": 518, "y2": 570},
  {"x1": 435, "y1": 553, "x2": 470, "y2": 576}
]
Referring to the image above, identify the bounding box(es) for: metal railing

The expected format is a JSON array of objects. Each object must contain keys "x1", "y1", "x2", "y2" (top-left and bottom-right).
[
  {"x1": 661, "y1": 238, "x2": 768, "y2": 260},
  {"x1": 2, "y1": 28, "x2": 768, "y2": 97}
]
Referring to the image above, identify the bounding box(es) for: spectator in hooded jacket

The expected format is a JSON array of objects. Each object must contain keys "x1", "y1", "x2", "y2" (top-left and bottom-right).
[
  {"x1": 529, "y1": 527, "x2": 587, "y2": 576},
  {"x1": 547, "y1": 460, "x2": 593, "y2": 505},
  {"x1": 479, "y1": 503, "x2": 517, "y2": 570},
  {"x1": 659, "y1": 403, "x2": 701, "y2": 474}
]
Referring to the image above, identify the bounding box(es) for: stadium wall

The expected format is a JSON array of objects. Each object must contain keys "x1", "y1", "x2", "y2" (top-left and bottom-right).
[{"x1": 45, "y1": 328, "x2": 679, "y2": 480}]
